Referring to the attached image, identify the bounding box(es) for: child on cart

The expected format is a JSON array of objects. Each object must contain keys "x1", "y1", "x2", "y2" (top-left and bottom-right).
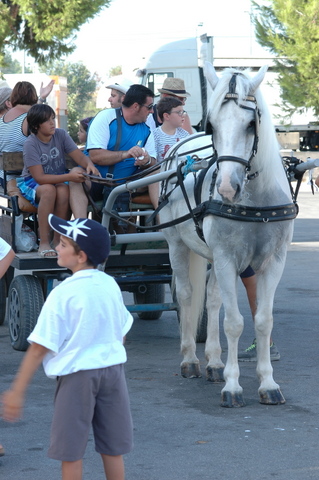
[
  {"x1": 0, "y1": 236, "x2": 15, "y2": 458},
  {"x1": 16, "y1": 104, "x2": 99, "y2": 257},
  {"x1": 1, "y1": 215, "x2": 133, "y2": 480}
]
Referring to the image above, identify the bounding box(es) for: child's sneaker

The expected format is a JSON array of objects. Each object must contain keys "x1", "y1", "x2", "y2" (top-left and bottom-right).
[{"x1": 238, "y1": 339, "x2": 280, "y2": 362}]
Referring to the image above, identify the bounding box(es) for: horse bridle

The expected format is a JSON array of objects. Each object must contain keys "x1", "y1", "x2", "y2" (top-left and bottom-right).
[{"x1": 211, "y1": 72, "x2": 261, "y2": 179}]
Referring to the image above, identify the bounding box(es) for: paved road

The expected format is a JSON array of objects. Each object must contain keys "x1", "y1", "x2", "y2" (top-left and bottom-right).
[{"x1": 0, "y1": 185, "x2": 318, "y2": 480}]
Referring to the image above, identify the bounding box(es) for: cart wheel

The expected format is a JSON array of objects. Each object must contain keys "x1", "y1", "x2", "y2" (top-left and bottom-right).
[
  {"x1": 8, "y1": 275, "x2": 44, "y2": 351},
  {"x1": 133, "y1": 284, "x2": 165, "y2": 320},
  {"x1": 0, "y1": 277, "x2": 7, "y2": 326}
]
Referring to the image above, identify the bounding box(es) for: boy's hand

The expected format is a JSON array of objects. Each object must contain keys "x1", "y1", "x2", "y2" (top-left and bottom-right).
[
  {"x1": 1, "y1": 390, "x2": 24, "y2": 422},
  {"x1": 86, "y1": 163, "x2": 100, "y2": 176},
  {"x1": 68, "y1": 170, "x2": 86, "y2": 183}
]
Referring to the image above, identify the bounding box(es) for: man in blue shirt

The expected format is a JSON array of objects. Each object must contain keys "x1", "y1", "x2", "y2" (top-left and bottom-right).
[{"x1": 74, "y1": 85, "x2": 157, "y2": 219}]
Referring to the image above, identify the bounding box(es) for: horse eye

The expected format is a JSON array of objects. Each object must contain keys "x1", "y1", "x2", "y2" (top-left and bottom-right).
[{"x1": 248, "y1": 120, "x2": 255, "y2": 130}]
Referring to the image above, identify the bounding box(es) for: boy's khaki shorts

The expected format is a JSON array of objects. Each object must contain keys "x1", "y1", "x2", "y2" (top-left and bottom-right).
[{"x1": 48, "y1": 364, "x2": 133, "y2": 462}]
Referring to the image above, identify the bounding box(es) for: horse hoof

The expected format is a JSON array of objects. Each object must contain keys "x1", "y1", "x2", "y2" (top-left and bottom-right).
[
  {"x1": 259, "y1": 388, "x2": 286, "y2": 405},
  {"x1": 181, "y1": 363, "x2": 202, "y2": 378},
  {"x1": 220, "y1": 391, "x2": 245, "y2": 408},
  {"x1": 206, "y1": 366, "x2": 224, "y2": 383}
]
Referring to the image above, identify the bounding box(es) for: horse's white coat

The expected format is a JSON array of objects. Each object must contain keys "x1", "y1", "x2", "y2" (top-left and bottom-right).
[{"x1": 160, "y1": 63, "x2": 293, "y2": 406}]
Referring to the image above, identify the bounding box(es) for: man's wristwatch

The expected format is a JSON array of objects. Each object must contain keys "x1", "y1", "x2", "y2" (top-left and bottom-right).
[{"x1": 38, "y1": 96, "x2": 47, "y2": 104}]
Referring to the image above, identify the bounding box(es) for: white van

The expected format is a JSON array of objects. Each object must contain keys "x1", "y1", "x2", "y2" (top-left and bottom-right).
[{"x1": 136, "y1": 35, "x2": 213, "y2": 131}]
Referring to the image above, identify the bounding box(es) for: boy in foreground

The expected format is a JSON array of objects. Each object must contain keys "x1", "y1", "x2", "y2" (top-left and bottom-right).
[
  {"x1": 0, "y1": 237, "x2": 15, "y2": 458},
  {"x1": 1, "y1": 215, "x2": 133, "y2": 480}
]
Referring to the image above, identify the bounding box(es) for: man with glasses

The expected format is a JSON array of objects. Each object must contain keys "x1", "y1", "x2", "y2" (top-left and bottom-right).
[{"x1": 80, "y1": 85, "x2": 157, "y2": 221}]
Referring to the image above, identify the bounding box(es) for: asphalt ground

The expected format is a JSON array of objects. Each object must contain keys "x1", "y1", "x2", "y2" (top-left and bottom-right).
[{"x1": 0, "y1": 182, "x2": 318, "y2": 480}]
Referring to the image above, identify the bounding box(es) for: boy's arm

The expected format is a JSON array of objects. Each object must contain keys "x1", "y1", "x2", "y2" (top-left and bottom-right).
[
  {"x1": 0, "y1": 249, "x2": 15, "y2": 279},
  {"x1": 68, "y1": 148, "x2": 100, "y2": 176},
  {"x1": 1, "y1": 342, "x2": 49, "y2": 422}
]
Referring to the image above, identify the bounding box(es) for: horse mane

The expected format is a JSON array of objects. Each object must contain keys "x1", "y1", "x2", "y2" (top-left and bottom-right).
[{"x1": 207, "y1": 68, "x2": 285, "y2": 191}]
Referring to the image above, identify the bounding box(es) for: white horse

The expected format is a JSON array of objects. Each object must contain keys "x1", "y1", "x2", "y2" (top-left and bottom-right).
[{"x1": 159, "y1": 62, "x2": 297, "y2": 407}]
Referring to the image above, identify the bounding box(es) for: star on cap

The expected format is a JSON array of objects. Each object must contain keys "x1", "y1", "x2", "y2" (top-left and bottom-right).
[{"x1": 59, "y1": 218, "x2": 91, "y2": 241}]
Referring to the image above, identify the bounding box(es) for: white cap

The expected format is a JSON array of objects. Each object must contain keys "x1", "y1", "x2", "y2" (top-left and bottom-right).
[{"x1": 106, "y1": 83, "x2": 129, "y2": 95}]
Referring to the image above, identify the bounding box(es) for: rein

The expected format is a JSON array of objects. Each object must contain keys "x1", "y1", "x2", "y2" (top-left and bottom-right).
[
  {"x1": 85, "y1": 133, "x2": 211, "y2": 188},
  {"x1": 214, "y1": 73, "x2": 261, "y2": 178},
  {"x1": 95, "y1": 92, "x2": 300, "y2": 236}
]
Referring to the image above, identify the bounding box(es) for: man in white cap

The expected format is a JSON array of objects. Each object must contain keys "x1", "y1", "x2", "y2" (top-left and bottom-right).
[{"x1": 106, "y1": 83, "x2": 128, "y2": 109}]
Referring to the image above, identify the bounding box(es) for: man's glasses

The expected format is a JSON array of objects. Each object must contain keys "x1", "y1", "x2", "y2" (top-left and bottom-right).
[
  {"x1": 172, "y1": 95, "x2": 186, "y2": 104},
  {"x1": 171, "y1": 110, "x2": 187, "y2": 117},
  {"x1": 140, "y1": 103, "x2": 154, "y2": 111}
]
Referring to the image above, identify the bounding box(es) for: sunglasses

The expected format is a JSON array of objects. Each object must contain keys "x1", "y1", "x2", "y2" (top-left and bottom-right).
[{"x1": 140, "y1": 103, "x2": 154, "y2": 111}]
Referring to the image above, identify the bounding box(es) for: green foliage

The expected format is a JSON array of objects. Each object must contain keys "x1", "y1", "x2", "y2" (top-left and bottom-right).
[
  {"x1": 42, "y1": 60, "x2": 99, "y2": 141},
  {"x1": 108, "y1": 66, "x2": 122, "y2": 77},
  {"x1": 252, "y1": 0, "x2": 319, "y2": 118},
  {"x1": 1, "y1": 52, "x2": 22, "y2": 74},
  {"x1": 0, "y1": 0, "x2": 110, "y2": 66}
]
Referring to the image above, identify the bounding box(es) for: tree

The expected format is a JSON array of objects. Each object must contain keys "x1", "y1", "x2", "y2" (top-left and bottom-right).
[
  {"x1": 0, "y1": 0, "x2": 110, "y2": 67},
  {"x1": 108, "y1": 66, "x2": 123, "y2": 77},
  {"x1": 1, "y1": 51, "x2": 22, "y2": 74},
  {"x1": 42, "y1": 60, "x2": 99, "y2": 141},
  {"x1": 252, "y1": 0, "x2": 319, "y2": 117}
]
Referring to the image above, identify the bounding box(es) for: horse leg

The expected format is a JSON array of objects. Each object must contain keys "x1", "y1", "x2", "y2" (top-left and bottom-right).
[
  {"x1": 217, "y1": 271, "x2": 245, "y2": 407},
  {"x1": 255, "y1": 264, "x2": 286, "y2": 405},
  {"x1": 173, "y1": 249, "x2": 207, "y2": 379},
  {"x1": 205, "y1": 267, "x2": 224, "y2": 383}
]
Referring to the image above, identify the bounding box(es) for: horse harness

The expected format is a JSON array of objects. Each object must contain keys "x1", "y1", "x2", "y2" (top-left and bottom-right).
[
  {"x1": 207, "y1": 72, "x2": 261, "y2": 181},
  {"x1": 95, "y1": 74, "x2": 299, "y2": 237},
  {"x1": 151, "y1": 74, "x2": 298, "y2": 241}
]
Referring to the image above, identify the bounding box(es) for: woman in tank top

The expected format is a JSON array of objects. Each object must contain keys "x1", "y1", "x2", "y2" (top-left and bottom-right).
[{"x1": 0, "y1": 80, "x2": 54, "y2": 187}]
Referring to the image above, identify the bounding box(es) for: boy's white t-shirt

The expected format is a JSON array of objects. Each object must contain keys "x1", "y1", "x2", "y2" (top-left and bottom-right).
[
  {"x1": 28, "y1": 269, "x2": 133, "y2": 378},
  {"x1": 0, "y1": 237, "x2": 11, "y2": 260},
  {"x1": 153, "y1": 126, "x2": 190, "y2": 161}
]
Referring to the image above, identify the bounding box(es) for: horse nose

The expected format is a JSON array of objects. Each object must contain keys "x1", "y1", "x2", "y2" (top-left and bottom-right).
[{"x1": 217, "y1": 177, "x2": 241, "y2": 203}]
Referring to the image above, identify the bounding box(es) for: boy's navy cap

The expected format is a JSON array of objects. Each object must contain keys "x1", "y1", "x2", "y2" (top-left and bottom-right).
[{"x1": 49, "y1": 214, "x2": 110, "y2": 265}]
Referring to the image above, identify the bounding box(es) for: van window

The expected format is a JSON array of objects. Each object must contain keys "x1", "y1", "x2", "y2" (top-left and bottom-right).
[{"x1": 146, "y1": 73, "x2": 173, "y2": 95}]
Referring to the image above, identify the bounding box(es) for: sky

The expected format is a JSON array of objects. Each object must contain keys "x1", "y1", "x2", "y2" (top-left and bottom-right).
[{"x1": 64, "y1": 0, "x2": 269, "y2": 80}]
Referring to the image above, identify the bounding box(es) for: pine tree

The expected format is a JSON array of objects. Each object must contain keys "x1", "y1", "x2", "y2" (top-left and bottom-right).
[
  {"x1": 252, "y1": 0, "x2": 319, "y2": 117},
  {"x1": 0, "y1": 0, "x2": 110, "y2": 67}
]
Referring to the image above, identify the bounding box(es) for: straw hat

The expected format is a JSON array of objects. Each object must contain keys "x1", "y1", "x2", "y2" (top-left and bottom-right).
[
  {"x1": 0, "y1": 87, "x2": 12, "y2": 105},
  {"x1": 158, "y1": 78, "x2": 190, "y2": 97}
]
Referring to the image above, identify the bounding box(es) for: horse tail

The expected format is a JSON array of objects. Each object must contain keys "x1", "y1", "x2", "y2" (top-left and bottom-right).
[{"x1": 189, "y1": 251, "x2": 208, "y2": 338}]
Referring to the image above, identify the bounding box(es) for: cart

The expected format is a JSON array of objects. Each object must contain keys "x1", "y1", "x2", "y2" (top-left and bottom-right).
[
  {"x1": 1, "y1": 150, "x2": 314, "y2": 351},
  {"x1": 0, "y1": 153, "x2": 178, "y2": 351}
]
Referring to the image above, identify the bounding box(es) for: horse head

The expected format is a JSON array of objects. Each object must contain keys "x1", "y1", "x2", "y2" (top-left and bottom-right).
[{"x1": 204, "y1": 62, "x2": 268, "y2": 204}]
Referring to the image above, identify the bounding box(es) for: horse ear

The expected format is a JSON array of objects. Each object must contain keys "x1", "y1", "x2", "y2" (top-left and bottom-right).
[
  {"x1": 249, "y1": 65, "x2": 268, "y2": 94},
  {"x1": 204, "y1": 61, "x2": 219, "y2": 90}
]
